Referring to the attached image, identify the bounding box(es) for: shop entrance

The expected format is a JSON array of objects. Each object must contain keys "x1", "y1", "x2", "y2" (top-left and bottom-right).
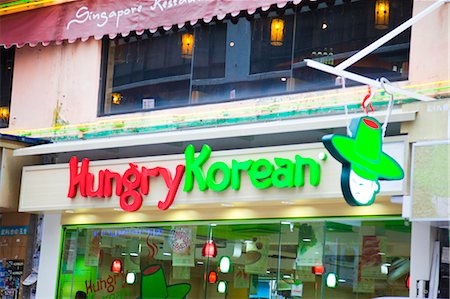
[{"x1": 57, "y1": 219, "x2": 411, "y2": 299}]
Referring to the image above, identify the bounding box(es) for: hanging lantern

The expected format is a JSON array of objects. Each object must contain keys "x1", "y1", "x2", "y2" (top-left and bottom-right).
[
  {"x1": 111, "y1": 93, "x2": 122, "y2": 105},
  {"x1": 218, "y1": 256, "x2": 231, "y2": 273},
  {"x1": 111, "y1": 259, "x2": 122, "y2": 273},
  {"x1": 181, "y1": 33, "x2": 194, "y2": 59},
  {"x1": 270, "y1": 18, "x2": 285, "y2": 46},
  {"x1": 208, "y1": 271, "x2": 218, "y2": 284},
  {"x1": 375, "y1": 0, "x2": 390, "y2": 30},
  {"x1": 0, "y1": 107, "x2": 10, "y2": 121},
  {"x1": 312, "y1": 265, "x2": 324, "y2": 275},
  {"x1": 202, "y1": 240, "x2": 217, "y2": 257},
  {"x1": 217, "y1": 281, "x2": 227, "y2": 293}
]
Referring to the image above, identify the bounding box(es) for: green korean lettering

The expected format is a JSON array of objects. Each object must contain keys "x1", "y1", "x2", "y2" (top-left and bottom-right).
[
  {"x1": 294, "y1": 155, "x2": 321, "y2": 187},
  {"x1": 206, "y1": 162, "x2": 231, "y2": 192},
  {"x1": 183, "y1": 144, "x2": 212, "y2": 192},
  {"x1": 272, "y1": 157, "x2": 295, "y2": 188},
  {"x1": 231, "y1": 159, "x2": 253, "y2": 190},
  {"x1": 249, "y1": 158, "x2": 274, "y2": 189}
]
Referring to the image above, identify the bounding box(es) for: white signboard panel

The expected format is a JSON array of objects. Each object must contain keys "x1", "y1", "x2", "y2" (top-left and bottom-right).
[{"x1": 19, "y1": 140, "x2": 406, "y2": 212}]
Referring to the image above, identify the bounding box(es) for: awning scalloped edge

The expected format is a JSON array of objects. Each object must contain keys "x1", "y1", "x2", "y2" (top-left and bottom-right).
[{"x1": 1, "y1": 0, "x2": 301, "y2": 49}]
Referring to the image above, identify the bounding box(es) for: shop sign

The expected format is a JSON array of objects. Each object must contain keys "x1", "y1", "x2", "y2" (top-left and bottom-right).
[
  {"x1": 67, "y1": 144, "x2": 321, "y2": 212},
  {"x1": 0, "y1": 226, "x2": 28, "y2": 236},
  {"x1": 323, "y1": 117, "x2": 404, "y2": 206},
  {"x1": 19, "y1": 141, "x2": 405, "y2": 213}
]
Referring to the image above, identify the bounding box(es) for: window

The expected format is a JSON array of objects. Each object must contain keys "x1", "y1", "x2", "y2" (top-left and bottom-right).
[
  {"x1": 57, "y1": 219, "x2": 412, "y2": 299},
  {"x1": 0, "y1": 47, "x2": 14, "y2": 128},
  {"x1": 100, "y1": 0, "x2": 412, "y2": 116}
]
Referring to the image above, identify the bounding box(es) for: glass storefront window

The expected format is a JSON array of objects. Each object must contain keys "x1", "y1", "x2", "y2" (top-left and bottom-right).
[
  {"x1": 0, "y1": 47, "x2": 14, "y2": 128},
  {"x1": 100, "y1": 0, "x2": 413, "y2": 116},
  {"x1": 57, "y1": 219, "x2": 411, "y2": 299}
]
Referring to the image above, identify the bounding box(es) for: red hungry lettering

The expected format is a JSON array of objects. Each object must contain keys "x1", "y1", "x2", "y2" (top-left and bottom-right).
[
  {"x1": 158, "y1": 164, "x2": 186, "y2": 210},
  {"x1": 68, "y1": 157, "x2": 89, "y2": 197}
]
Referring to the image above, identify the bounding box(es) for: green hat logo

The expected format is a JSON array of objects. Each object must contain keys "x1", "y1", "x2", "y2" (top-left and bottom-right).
[
  {"x1": 322, "y1": 116, "x2": 404, "y2": 206},
  {"x1": 141, "y1": 265, "x2": 191, "y2": 299}
]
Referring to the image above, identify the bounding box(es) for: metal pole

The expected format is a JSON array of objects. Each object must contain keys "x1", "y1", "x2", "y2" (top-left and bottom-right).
[
  {"x1": 335, "y1": 0, "x2": 449, "y2": 71},
  {"x1": 305, "y1": 59, "x2": 436, "y2": 102}
]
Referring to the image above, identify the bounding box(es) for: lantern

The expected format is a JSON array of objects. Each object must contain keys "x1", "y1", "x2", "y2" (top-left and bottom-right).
[
  {"x1": 219, "y1": 256, "x2": 231, "y2": 273},
  {"x1": 312, "y1": 265, "x2": 324, "y2": 275},
  {"x1": 111, "y1": 259, "x2": 122, "y2": 273},
  {"x1": 202, "y1": 240, "x2": 217, "y2": 257},
  {"x1": 0, "y1": 107, "x2": 9, "y2": 121},
  {"x1": 111, "y1": 93, "x2": 122, "y2": 105},
  {"x1": 375, "y1": 0, "x2": 389, "y2": 30},
  {"x1": 208, "y1": 271, "x2": 218, "y2": 284},
  {"x1": 181, "y1": 33, "x2": 194, "y2": 59},
  {"x1": 270, "y1": 18, "x2": 285, "y2": 46}
]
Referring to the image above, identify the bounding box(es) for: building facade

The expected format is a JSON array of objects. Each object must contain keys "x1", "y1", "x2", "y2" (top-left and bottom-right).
[{"x1": 0, "y1": 0, "x2": 449, "y2": 298}]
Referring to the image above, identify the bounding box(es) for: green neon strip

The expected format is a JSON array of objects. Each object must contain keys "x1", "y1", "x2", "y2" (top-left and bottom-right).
[
  {"x1": 15, "y1": 99, "x2": 416, "y2": 141},
  {"x1": 0, "y1": 0, "x2": 35, "y2": 9}
]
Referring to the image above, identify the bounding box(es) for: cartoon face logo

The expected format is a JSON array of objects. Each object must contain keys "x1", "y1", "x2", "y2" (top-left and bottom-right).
[{"x1": 323, "y1": 117, "x2": 404, "y2": 206}]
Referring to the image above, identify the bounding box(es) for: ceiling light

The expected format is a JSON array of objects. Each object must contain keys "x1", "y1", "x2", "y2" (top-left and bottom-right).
[
  {"x1": 326, "y1": 272, "x2": 338, "y2": 288},
  {"x1": 219, "y1": 256, "x2": 232, "y2": 273},
  {"x1": 111, "y1": 259, "x2": 122, "y2": 273},
  {"x1": 126, "y1": 272, "x2": 136, "y2": 284},
  {"x1": 217, "y1": 281, "x2": 228, "y2": 293},
  {"x1": 202, "y1": 241, "x2": 217, "y2": 258},
  {"x1": 208, "y1": 271, "x2": 218, "y2": 283}
]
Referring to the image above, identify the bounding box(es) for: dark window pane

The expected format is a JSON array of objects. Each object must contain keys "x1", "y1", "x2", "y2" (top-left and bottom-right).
[
  {"x1": 108, "y1": 79, "x2": 190, "y2": 114},
  {"x1": 100, "y1": 0, "x2": 412, "y2": 116},
  {"x1": 250, "y1": 14, "x2": 294, "y2": 74},
  {"x1": 0, "y1": 47, "x2": 14, "y2": 128},
  {"x1": 103, "y1": 30, "x2": 192, "y2": 114},
  {"x1": 292, "y1": 0, "x2": 412, "y2": 92},
  {"x1": 193, "y1": 23, "x2": 227, "y2": 79}
]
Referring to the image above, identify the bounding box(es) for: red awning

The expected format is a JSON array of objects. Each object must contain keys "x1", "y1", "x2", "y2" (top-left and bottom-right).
[{"x1": 0, "y1": 0, "x2": 302, "y2": 48}]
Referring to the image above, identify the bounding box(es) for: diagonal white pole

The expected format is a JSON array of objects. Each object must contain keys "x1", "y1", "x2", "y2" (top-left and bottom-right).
[
  {"x1": 335, "y1": 0, "x2": 449, "y2": 71},
  {"x1": 305, "y1": 59, "x2": 436, "y2": 102}
]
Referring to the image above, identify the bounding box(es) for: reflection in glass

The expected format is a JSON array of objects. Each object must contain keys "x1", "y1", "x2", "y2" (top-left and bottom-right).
[
  {"x1": 101, "y1": 0, "x2": 412, "y2": 116},
  {"x1": 57, "y1": 219, "x2": 411, "y2": 298}
]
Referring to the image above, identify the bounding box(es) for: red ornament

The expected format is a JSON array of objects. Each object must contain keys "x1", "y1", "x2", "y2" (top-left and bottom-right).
[
  {"x1": 202, "y1": 240, "x2": 217, "y2": 257},
  {"x1": 111, "y1": 259, "x2": 122, "y2": 273},
  {"x1": 312, "y1": 265, "x2": 324, "y2": 275},
  {"x1": 208, "y1": 271, "x2": 218, "y2": 283},
  {"x1": 406, "y1": 275, "x2": 410, "y2": 289}
]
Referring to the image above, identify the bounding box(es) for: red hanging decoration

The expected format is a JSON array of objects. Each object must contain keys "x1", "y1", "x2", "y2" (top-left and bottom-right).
[
  {"x1": 362, "y1": 86, "x2": 374, "y2": 115},
  {"x1": 202, "y1": 240, "x2": 217, "y2": 257}
]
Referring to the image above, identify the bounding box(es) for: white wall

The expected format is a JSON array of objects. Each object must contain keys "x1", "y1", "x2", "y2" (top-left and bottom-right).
[{"x1": 36, "y1": 213, "x2": 62, "y2": 299}]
